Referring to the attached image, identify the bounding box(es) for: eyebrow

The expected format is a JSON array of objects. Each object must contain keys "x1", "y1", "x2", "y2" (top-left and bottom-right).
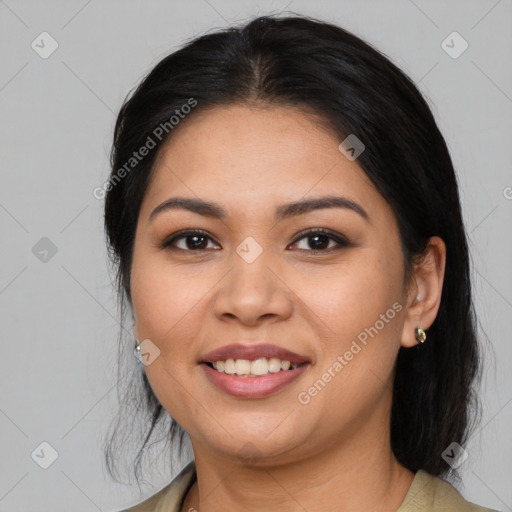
[{"x1": 149, "y1": 195, "x2": 370, "y2": 224}]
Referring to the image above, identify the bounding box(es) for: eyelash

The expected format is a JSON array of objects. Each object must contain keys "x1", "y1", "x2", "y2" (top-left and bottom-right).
[{"x1": 160, "y1": 228, "x2": 351, "y2": 254}]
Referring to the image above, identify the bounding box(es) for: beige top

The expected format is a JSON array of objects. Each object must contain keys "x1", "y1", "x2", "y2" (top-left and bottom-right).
[{"x1": 119, "y1": 460, "x2": 499, "y2": 512}]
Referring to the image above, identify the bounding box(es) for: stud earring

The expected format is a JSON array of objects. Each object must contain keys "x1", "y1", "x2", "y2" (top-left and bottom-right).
[
  {"x1": 415, "y1": 327, "x2": 426, "y2": 344},
  {"x1": 134, "y1": 338, "x2": 142, "y2": 364}
]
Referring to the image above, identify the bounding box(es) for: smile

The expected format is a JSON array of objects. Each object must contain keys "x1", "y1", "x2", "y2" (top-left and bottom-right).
[{"x1": 198, "y1": 342, "x2": 311, "y2": 398}]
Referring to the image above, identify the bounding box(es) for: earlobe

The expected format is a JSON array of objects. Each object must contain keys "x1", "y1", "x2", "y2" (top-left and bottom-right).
[{"x1": 400, "y1": 236, "x2": 446, "y2": 348}]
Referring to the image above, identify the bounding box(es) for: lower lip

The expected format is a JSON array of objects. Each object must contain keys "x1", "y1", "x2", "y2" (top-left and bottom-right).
[{"x1": 200, "y1": 363, "x2": 309, "y2": 398}]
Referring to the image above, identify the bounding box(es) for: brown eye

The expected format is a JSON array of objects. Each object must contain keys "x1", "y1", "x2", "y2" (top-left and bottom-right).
[
  {"x1": 161, "y1": 230, "x2": 220, "y2": 251},
  {"x1": 289, "y1": 229, "x2": 350, "y2": 252}
]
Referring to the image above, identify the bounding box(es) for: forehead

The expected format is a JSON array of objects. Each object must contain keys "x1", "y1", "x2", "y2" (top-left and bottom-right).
[{"x1": 141, "y1": 104, "x2": 389, "y2": 223}]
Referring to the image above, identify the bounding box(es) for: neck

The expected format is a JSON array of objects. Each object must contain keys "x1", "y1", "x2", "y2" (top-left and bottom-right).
[{"x1": 182, "y1": 413, "x2": 415, "y2": 512}]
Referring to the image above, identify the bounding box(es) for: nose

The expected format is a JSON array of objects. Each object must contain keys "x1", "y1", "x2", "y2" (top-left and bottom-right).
[{"x1": 212, "y1": 249, "x2": 293, "y2": 327}]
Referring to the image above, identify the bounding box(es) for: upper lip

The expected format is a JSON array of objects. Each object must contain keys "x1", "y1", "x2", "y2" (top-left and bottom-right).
[{"x1": 199, "y1": 343, "x2": 310, "y2": 365}]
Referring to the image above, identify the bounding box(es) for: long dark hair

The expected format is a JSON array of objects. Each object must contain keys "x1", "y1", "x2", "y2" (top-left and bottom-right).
[{"x1": 102, "y1": 13, "x2": 485, "y2": 488}]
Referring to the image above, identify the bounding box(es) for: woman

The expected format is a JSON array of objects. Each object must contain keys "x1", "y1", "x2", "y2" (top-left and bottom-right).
[{"x1": 103, "y1": 13, "x2": 498, "y2": 512}]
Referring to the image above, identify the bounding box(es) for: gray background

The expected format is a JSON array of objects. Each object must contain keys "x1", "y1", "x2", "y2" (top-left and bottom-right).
[{"x1": 1, "y1": 0, "x2": 511, "y2": 511}]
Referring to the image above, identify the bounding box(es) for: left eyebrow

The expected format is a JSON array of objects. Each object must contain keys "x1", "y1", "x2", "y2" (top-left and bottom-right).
[
  {"x1": 274, "y1": 195, "x2": 370, "y2": 224},
  {"x1": 148, "y1": 195, "x2": 371, "y2": 224}
]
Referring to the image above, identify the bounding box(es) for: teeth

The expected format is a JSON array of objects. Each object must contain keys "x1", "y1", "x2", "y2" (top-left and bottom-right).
[
  {"x1": 210, "y1": 357, "x2": 301, "y2": 377},
  {"x1": 268, "y1": 358, "x2": 282, "y2": 373},
  {"x1": 235, "y1": 359, "x2": 251, "y2": 375},
  {"x1": 224, "y1": 359, "x2": 236, "y2": 374}
]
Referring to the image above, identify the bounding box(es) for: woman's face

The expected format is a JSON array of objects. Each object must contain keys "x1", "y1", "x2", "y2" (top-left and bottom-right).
[{"x1": 130, "y1": 104, "x2": 416, "y2": 465}]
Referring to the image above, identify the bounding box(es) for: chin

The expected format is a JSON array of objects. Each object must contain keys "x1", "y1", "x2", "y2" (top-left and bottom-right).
[{"x1": 193, "y1": 419, "x2": 308, "y2": 466}]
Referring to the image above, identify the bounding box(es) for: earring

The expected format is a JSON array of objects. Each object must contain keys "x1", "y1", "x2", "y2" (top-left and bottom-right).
[
  {"x1": 134, "y1": 338, "x2": 142, "y2": 364},
  {"x1": 415, "y1": 327, "x2": 426, "y2": 344}
]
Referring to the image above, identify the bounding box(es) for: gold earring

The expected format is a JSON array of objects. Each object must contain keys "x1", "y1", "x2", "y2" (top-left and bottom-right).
[{"x1": 415, "y1": 327, "x2": 426, "y2": 344}]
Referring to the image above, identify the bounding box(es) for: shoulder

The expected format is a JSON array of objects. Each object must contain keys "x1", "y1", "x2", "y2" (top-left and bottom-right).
[
  {"x1": 116, "y1": 460, "x2": 196, "y2": 512},
  {"x1": 397, "y1": 469, "x2": 500, "y2": 512}
]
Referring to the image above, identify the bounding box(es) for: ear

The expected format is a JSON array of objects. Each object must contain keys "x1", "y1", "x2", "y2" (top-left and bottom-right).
[
  {"x1": 133, "y1": 323, "x2": 139, "y2": 340},
  {"x1": 401, "y1": 236, "x2": 446, "y2": 348}
]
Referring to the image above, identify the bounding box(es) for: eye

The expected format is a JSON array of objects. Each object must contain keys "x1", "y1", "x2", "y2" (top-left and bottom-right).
[
  {"x1": 161, "y1": 229, "x2": 220, "y2": 251},
  {"x1": 288, "y1": 228, "x2": 350, "y2": 252}
]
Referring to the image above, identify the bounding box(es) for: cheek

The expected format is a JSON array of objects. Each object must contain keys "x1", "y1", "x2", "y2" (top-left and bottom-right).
[
  {"x1": 130, "y1": 252, "x2": 208, "y2": 425},
  {"x1": 302, "y1": 249, "x2": 405, "y2": 398},
  {"x1": 302, "y1": 252, "x2": 403, "y2": 340},
  {"x1": 130, "y1": 246, "x2": 207, "y2": 351},
  {"x1": 294, "y1": 267, "x2": 404, "y2": 439}
]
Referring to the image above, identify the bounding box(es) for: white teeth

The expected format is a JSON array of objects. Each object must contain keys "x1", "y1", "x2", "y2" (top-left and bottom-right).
[
  {"x1": 268, "y1": 357, "x2": 282, "y2": 373},
  {"x1": 235, "y1": 359, "x2": 251, "y2": 375},
  {"x1": 251, "y1": 358, "x2": 269, "y2": 376},
  {"x1": 224, "y1": 359, "x2": 236, "y2": 374},
  {"x1": 209, "y1": 357, "x2": 301, "y2": 376}
]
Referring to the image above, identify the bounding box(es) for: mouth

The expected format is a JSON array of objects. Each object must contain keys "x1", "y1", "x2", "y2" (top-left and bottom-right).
[{"x1": 198, "y1": 343, "x2": 311, "y2": 398}]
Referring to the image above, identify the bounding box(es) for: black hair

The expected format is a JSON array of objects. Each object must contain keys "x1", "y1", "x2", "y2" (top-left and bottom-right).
[{"x1": 102, "y1": 13, "x2": 485, "y2": 488}]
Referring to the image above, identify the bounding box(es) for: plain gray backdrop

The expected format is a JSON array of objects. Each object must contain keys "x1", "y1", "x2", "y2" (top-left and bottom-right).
[{"x1": 1, "y1": 0, "x2": 511, "y2": 511}]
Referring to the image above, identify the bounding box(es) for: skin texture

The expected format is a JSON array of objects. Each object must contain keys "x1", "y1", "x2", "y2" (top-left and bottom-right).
[{"x1": 130, "y1": 104, "x2": 446, "y2": 512}]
